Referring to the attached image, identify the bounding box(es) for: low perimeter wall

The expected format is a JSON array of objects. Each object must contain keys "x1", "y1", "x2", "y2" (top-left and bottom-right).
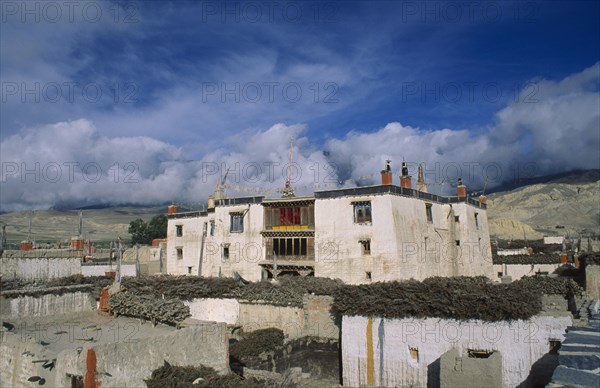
[
  {"x1": 185, "y1": 295, "x2": 338, "y2": 339},
  {"x1": 81, "y1": 264, "x2": 137, "y2": 277},
  {"x1": 0, "y1": 285, "x2": 96, "y2": 318},
  {"x1": 586, "y1": 264, "x2": 600, "y2": 299},
  {"x1": 1, "y1": 321, "x2": 229, "y2": 388},
  {"x1": 0, "y1": 257, "x2": 80, "y2": 281},
  {"x1": 341, "y1": 314, "x2": 572, "y2": 388},
  {"x1": 54, "y1": 321, "x2": 229, "y2": 388}
]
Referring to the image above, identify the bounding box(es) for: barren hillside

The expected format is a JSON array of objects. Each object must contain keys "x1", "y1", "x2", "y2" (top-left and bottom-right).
[
  {"x1": 0, "y1": 206, "x2": 167, "y2": 247},
  {"x1": 1, "y1": 171, "x2": 598, "y2": 246},
  {"x1": 487, "y1": 170, "x2": 599, "y2": 239}
]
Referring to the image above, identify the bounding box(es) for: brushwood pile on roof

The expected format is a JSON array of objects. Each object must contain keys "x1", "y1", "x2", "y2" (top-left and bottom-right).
[
  {"x1": 2, "y1": 274, "x2": 583, "y2": 321},
  {"x1": 493, "y1": 254, "x2": 561, "y2": 265}
]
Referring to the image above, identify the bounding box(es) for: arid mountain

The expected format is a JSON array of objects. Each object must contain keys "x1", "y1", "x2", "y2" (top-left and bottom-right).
[
  {"x1": 0, "y1": 206, "x2": 167, "y2": 248},
  {"x1": 1, "y1": 170, "x2": 598, "y2": 246},
  {"x1": 486, "y1": 170, "x2": 599, "y2": 240}
]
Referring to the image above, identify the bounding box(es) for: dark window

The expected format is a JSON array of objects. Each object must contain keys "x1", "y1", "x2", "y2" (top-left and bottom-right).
[
  {"x1": 273, "y1": 238, "x2": 308, "y2": 257},
  {"x1": 223, "y1": 244, "x2": 230, "y2": 259},
  {"x1": 210, "y1": 220, "x2": 215, "y2": 236},
  {"x1": 549, "y1": 339, "x2": 561, "y2": 355},
  {"x1": 456, "y1": 240, "x2": 460, "y2": 246},
  {"x1": 425, "y1": 204, "x2": 433, "y2": 223},
  {"x1": 409, "y1": 347, "x2": 419, "y2": 362},
  {"x1": 360, "y1": 240, "x2": 371, "y2": 255},
  {"x1": 467, "y1": 349, "x2": 493, "y2": 358},
  {"x1": 366, "y1": 272, "x2": 372, "y2": 280},
  {"x1": 353, "y1": 202, "x2": 372, "y2": 223},
  {"x1": 176, "y1": 248, "x2": 183, "y2": 260},
  {"x1": 187, "y1": 266, "x2": 192, "y2": 274},
  {"x1": 454, "y1": 216, "x2": 460, "y2": 222},
  {"x1": 230, "y1": 214, "x2": 244, "y2": 233},
  {"x1": 497, "y1": 272, "x2": 503, "y2": 278},
  {"x1": 474, "y1": 213, "x2": 479, "y2": 229},
  {"x1": 176, "y1": 225, "x2": 183, "y2": 237}
]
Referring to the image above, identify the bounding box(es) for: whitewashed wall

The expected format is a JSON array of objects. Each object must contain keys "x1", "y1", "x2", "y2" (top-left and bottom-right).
[
  {"x1": 206, "y1": 203, "x2": 265, "y2": 281},
  {"x1": 167, "y1": 203, "x2": 265, "y2": 281},
  {"x1": 184, "y1": 298, "x2": 240, "y2": 325},
  {"x1": 167, "y1": 213, "x2": 205, "y2": 275},
  {"x1": 2, "y1": 291, "x2": 96, "y2": 318},
  {"x1": 184, "y1": 296, "x2": 338, "y2": 339},
  {"x1": 0, "y1": 257, "x2": 80, "y2": 281},
  {"x1": 493, "y1": 263, "x2": 560, "y2": 280},
  {"x1": 314, "y1": 194, "x2": 493, "y2": 284},
  {"x1": 81, "y1": 264, "x2": 137, "y2": 277},
  {"x1": 342, "y1": 314, "x2": 572, "y2": 387}
]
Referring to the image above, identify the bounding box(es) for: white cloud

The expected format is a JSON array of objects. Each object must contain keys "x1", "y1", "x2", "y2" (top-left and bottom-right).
[{"x1": 1, "y1": 63, "x2": 598, "y2": 211}]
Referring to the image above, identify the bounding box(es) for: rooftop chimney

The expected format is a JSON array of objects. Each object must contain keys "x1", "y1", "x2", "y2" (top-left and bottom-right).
[
  {"x1": 207, "y1": 195, "x2": 215, "y2": 210},
  {"x1": 21, "y1": 241, "x2": 33, "y2": 251},
  {"x1": 457, "y1": 178, "x2": 467, "y2": 198},
  {"x1": 71, "y1": 237, "x2": 85, "y2": 250},
  {"x1": 381, "y1": 160, "x2": 392, "y2": 185},
  {"x1": 400, "y1": 161, "x2": 412, "y2": 189},
  {"x1": 167, "y1": 205, "x2": 177, "y2": 215}
]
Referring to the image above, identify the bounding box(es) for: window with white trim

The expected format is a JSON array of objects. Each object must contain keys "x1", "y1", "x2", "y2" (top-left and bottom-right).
[
  {"x1": 353, "y1": 202, "x2": 372, "y2": 223},
  {"x1": 230, "y1": 213, "x2": 244, "y2": 233}
]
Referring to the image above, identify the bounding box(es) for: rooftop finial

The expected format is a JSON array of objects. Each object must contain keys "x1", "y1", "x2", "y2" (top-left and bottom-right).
[
  {"x1": 281, "y1": 137, "x2": 296, "y2": 198},
  {"x1": 416, "y1": 164, "x2": 428, "y2": 193}
]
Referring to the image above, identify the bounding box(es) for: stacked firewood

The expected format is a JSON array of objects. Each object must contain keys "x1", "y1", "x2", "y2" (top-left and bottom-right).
[{"x1": 108, "y1": 292, "x2": 190, "y2": 326}]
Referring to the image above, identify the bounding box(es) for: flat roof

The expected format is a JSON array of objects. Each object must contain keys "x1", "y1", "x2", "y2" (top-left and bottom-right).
[
  {"x1": 169, "y1": 185, "x2": 485, "y2": 219},
  {"x1": 314, "y1": 184, "x2": 487, "y2": 209}
]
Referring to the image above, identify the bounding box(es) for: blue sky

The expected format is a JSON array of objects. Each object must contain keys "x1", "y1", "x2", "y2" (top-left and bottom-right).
[{"x1": 1, "y1": 0, "x2": 599, "y2": 210}]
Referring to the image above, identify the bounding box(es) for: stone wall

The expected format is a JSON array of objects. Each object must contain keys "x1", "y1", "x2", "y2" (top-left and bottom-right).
[
  {"x1": 52, "y1": 321, "x2": 229, "y2": 388},
  {"x1": 0, "y1": 285, "x2": 96, "y2": 318},
  {"x1": 341, "y1": 314, "x2": 572, "y2": 387},
  {"x1": 0, "y1": 257, "x2": 80, "y2": 281},
  {"x1": 586, "y1": 264, "x2": 600, "y2": 299},
  {"x1": 238, "y1": 302, "x2": 305, "y2": 338},
  {"x1": 1, "y1": 320, "x2": 229, "y2": 388},
  {"x1": 440, "y1": 347, "x2": 503, "y2": 388},
  {"x1": 302, "y1": 295, "x2": 339, "y2": 339},
  {"x1": 185, "y1": 295, "x2": 338, "y2": 339},
  {"x1": 0, "y1": 331, "x2": 54, "y2": 388}
]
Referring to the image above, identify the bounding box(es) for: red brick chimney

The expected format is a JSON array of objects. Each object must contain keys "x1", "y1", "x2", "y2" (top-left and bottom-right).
[
  {"x1": 457, "y1": 178, "x2": 467, "y2": 198},
  {"x1": 381, "y1": 160, "x2": 392, "y2": 185},
  {"x1": 21, "y1": 241, "x2": 33, "y2": 251},
  {"x1": 167, "y1": 205, "x2": 177, "y2": 215},
  {"x1": 400, "y1": 161, "x2": 412, "y2": 189},
  {"x1": 71, "y1": 237, "x2": 85, "y2": 250}
]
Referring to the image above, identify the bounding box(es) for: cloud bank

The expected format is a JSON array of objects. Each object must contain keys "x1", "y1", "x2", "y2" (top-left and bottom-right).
[{"x1": 1, "y1": 63, "x2": 598, "y2": 212}]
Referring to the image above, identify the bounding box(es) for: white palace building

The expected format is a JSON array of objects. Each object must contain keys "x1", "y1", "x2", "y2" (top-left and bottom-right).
[{"x1": 166, "y1": 162, "x2": 493, "y2": 284}]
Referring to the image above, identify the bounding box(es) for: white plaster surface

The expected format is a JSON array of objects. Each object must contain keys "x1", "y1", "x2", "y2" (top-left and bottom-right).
[
  {"x1": 81, "y1": 264, "x2": 136, "y2": 277},
  {"x1": 185, "y1": 298, "x2": 240, "y2": 325},
  {"x1": 0, "y1": 257, "x2": 80, "y2": 281},
  {"x1": 3, "y1": 292, "x2": 96, "y2": 319},
  {"x1": 342, "y1": 314, "x2": 572, "y2": 388},
  {"x1": 494, "y1": 264, "x2": 560, "y2": 281},
  {"x1": 167, "y1": 193, "x2": 493, "y2": 284}
]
